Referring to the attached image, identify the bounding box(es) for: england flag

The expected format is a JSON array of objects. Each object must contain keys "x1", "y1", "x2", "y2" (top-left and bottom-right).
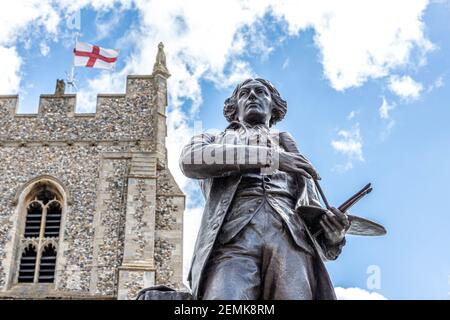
[{"x1": 73, "y1": 42, "x2": 119, "y2": 70}]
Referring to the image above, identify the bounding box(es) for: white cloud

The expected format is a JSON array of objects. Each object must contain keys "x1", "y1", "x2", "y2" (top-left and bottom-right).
[
  {"x1": 347, "y1": 110, "x2": 359, "y2": 120},
  {"x1": 93, "y1": 8, "x2": 130, "y2": 41},
  {"x1": 182, "y1": 206, "x2": 203, "y2": 283},
  {"x1": 165, "y1": 109, "x2": 199, "y2": 194},
  {"x1": 270, "y1": 0, "x2": 433, "y2": 90},
  {"x1": 379, "y1": 97, "x2": 396, "y2": 120},
  {"x1": 335, "y1": 287, "x2": 387, "y2": 300},
  {"x1": 379, "y1": 97, "x2": 396, "y2": 139},
  {"x1": 331, "y1": 124, "x2": 364, "y2": 171},
  {"x1": 427, "y1": 75, "x2": 444, "y2": 92},
  {"x1": 57, "y1": 0, "x2": 133, "y2": 12},
  {"x1": 0, "y1": 0, "x2": 62, "y2": 93},
  {"x1": 39, "y1": 42, "x2": 50, "y2": 56},
  {"x1": 331, "y1": 126, "x2": 364, "y2": 161},
  {"x1": 0, "y1": 0, "x2": 434, "y2": 95},
  {"x1": 0, "y1": 1, "x2": 60, "y2": 44},
  {"x1": 282, "y1": 58, "x2": 290, "y2": 70},
  {"x1": 388, "y1": 75, "x2": 423, "y2": 100},
  {"x1": 127, "y1": 0, "x2": 267, "y2": 107},
  {"x1": 0, "y1": 46, "x2": 22, "y2": 94},
  {"x1": 433, "y1": 75, "x2": 444, "y2": 88}
]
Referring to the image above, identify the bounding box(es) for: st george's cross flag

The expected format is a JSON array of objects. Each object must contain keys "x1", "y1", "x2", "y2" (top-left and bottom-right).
[{"x1": 73, "y1": 42, "x2": 119, "y2": 70}]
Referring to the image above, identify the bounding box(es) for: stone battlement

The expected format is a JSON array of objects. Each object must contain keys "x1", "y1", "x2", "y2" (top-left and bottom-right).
[{"x1": 0, "y1": 73, "x2": 169, "y2": 168}]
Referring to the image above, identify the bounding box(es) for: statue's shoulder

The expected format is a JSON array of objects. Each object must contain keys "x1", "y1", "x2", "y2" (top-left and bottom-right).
[
  {"x1": 190, "y1": 131, "x2": 218, "y2": 140},
  {"x1": 271, "y1": 131, "x2": 297, "y2": 144},
  {"x1": 275, "y1": 131, "x2": 294, "y2": 139}
]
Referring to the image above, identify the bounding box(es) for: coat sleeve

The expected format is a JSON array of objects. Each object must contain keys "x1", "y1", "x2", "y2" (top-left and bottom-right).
[
  {"x1": 179, "y1": 132, "x2": 277, "y2": 179},
  {"x1": 305, "y1": 178, "x2": 346, "y2": 261}
]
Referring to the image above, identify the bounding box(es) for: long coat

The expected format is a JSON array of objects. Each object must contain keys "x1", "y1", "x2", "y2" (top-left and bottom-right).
[{"x1": 180, "y1": 128, "x2": 345, "y2": 299}]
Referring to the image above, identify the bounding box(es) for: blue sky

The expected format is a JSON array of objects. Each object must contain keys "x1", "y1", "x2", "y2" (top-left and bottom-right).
[{"x1": 1, "y1": 0, "x2": 449, "y2": 299}]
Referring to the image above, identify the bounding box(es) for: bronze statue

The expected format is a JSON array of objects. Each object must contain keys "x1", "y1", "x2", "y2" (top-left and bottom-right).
[{"x1": 179, "y1": 78, "x2": 368, "y2": 300}]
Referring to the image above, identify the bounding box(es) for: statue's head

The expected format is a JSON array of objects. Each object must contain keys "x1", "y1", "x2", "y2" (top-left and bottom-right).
[{"x1": 223, "y1": 78, "x2": 287, "y2": 127}]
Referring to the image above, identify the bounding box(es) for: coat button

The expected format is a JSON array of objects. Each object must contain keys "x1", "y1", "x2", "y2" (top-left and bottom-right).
[
  {"x1": 249, "y1": 208, "x2": 255, "y2": 212},
  {"x1": 257, "y1": 199, "x2": 263, "y2": 204},
  {"x1": 212, "y1": 223, "x2": 219, "y2": 230},
  {"x1": 221, "y1": 199, "x2": 228, "y2": 204},
  {"x1": 264, "y1": 185, "x2": 271, "y2": 190},
  {"x1": 264, "y1": 176, "x2": 271, "y2": 182}
]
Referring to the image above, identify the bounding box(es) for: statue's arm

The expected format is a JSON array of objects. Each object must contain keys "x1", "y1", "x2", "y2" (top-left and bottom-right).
[
  {"x1": 179, "y1": 132, "x2": 276, "y2": 179},
  {"x1": 306, "y1": 178, "x2": 346, "y2": 261}
]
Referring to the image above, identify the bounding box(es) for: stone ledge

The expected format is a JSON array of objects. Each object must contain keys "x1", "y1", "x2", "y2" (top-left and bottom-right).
[
  {"x1": 156, "y1": 192, "x2": 185, "y2": 197},
  {"x1": 119, "y1": 264, "x2": 156, "y2": 272},
  {"x1": 0, "y1": 140, "x2": 154, "y2": 147},
  {"x1": 128, "y1": 174, "x2": 158, "y2": 179}
]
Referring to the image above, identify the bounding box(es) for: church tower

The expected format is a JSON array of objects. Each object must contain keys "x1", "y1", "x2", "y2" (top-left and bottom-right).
[{"x1": 0, "y1": 43, "x2": 184, "y2": 299}]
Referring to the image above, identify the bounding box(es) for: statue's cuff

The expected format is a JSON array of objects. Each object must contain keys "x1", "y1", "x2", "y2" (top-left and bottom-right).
[{"x1": 323, "y1": 236, "x2": 346, "y2": 260}]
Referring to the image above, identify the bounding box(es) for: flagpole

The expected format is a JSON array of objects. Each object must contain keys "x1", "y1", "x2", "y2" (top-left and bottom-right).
[{"x1": 68, "y1": 32, "x2": 79, "y2": 94}]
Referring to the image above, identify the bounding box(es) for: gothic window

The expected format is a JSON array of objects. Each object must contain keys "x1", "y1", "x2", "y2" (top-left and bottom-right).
[
  {"x1": 24, "y1": 202, "x2": 42, "y2": 238},
  {"x1": 38, "y1": 244, "x2": 57, "y2": 283},
  {"x1": 45, "y1": 202, "x2": 62, "y2": 237},
  {"x1": 18, "y1": 244, "x2": 37, "y2": 283},
  {"x1": 17, "y1": 182, "x2": 63, "y2": 284}
]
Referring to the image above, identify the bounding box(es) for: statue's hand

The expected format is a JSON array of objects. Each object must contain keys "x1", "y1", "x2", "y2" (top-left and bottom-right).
[
  {"x1": 319, "y1": 207, "x2": 350, "y2": 244},
  {"x1": 278, "y1": 151, "x2": 320, "y2": 180}
]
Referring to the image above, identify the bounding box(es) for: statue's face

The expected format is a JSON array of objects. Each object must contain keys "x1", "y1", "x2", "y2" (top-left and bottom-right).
[{"x1": 236, "y1": 80, "x2": 272, "y2": 126}]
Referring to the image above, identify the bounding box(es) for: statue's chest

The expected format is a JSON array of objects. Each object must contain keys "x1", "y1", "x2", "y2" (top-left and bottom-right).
[{"x1": 217, "y1": 130, "x2": 283, "y2": 151}]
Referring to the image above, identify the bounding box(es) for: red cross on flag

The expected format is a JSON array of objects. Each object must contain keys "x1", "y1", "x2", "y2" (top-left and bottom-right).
[{"x1": 73, "y1": 42, "x2": 119, "y2": 70}]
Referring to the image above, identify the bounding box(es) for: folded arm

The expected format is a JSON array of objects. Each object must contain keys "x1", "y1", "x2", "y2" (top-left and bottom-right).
[{"x1": 179, "y1": 132, "x2": 276, "y2": 179}]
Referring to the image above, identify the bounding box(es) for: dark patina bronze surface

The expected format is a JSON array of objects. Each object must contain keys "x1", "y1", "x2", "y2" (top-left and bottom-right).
[
  {"x1": 179, "y1": 79, "x2": 354, "y2": 300},
  {"x1": 139, "y1": 78, "x2": 385, "y2": 300}
]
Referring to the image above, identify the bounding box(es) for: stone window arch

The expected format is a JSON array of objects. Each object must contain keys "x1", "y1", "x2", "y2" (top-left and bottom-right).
[{"x1": 15, "y1": 180, "x2": 65, "y2": 284}]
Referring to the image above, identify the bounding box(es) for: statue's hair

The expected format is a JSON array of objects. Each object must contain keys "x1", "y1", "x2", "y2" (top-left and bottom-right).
[{"x1": 223, "y1": 78, "x2": 287, "y2": 127}]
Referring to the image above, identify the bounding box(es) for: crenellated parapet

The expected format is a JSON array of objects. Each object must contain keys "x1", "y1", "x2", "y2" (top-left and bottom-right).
[
  {"x1": 0, "y1": 72, "x2": 170, "y2": 169},
  {"x1": 1, "y1": 74, "x2": 166, "y2": 160}
]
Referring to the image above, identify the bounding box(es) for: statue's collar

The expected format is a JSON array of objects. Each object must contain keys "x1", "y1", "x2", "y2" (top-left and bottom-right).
[{"x1": 225, "y1": 121, "x2": 270, "y2": 133}]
